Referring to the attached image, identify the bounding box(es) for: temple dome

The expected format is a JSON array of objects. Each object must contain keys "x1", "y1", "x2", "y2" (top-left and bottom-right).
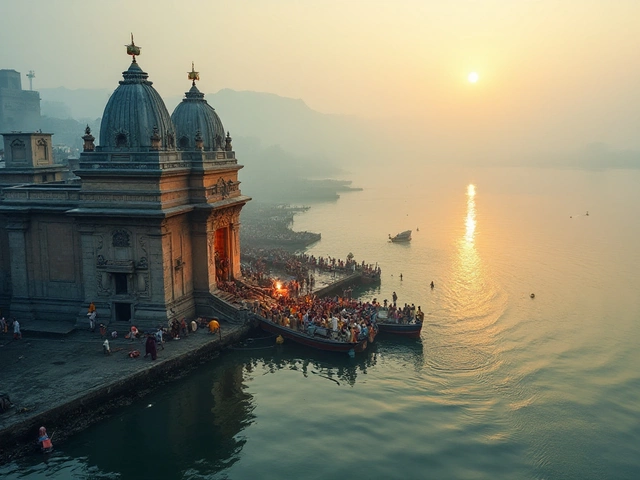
[
  {"x1": 99, "y1": 61, "x2": 175, "y2": 151},
  {"x1": 171, "y1": 83, "x2": 225, "y2": 151}
]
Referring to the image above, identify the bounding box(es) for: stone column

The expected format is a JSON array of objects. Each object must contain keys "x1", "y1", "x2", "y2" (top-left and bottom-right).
[
  {"x1": 207, "y1": 225, "x2": 217, "y2": 292},
  {"x1": 191, "y1": 222, "x2": 208, "y2": 294},
  {"x1": 230, "y1": 219, "x2": 241, "y2": 279},
  {"x1": 6, "y1": 217, "x2": 32, "y2": 319}
]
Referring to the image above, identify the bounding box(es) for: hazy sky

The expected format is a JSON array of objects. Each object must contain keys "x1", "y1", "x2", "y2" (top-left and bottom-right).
[{"x1": 1, "y1": 0, "x2": 638, "y2": 161}]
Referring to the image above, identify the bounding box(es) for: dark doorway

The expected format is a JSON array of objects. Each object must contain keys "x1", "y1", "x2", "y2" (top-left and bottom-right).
[
  {"x1": 114, "y1": 303, "x2": 131, "y2": 322},
  {"x1": 114, "y1": 273, "x2": 128, "y2": 294}
]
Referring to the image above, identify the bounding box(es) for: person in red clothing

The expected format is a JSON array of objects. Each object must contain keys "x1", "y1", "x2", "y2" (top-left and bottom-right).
[{"x1": 38, "y1": 426, "x2": 53, "y2": 453}]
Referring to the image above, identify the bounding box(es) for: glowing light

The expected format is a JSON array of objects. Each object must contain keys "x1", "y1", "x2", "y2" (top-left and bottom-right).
[
  {"x1": 467, "y1": 184, "x2": 476, "y2": 197},
  {"x1": 275, "y1": 282, "x2": 282, "y2": 290},
  {"x1": 465, "y1": 184, "x2": 476, "y2": 244},
  {"x1": 468, "y1": 72, "x2": 479, "y2": 83}
]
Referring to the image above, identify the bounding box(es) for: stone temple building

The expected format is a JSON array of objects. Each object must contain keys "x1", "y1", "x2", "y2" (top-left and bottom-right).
[{"x1": 0, "y1": 40, "x2": 250, "y2": 331}]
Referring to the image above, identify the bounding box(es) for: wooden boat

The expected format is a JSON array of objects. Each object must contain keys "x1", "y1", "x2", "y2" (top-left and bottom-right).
[
  {"x1": 389, "y1": 230, "x2": 412, "y2": 242},
  {"x1": 257, "y1": 317, "x2": 370, "y2": 354},
  {"x1": 375, "y1": 309, "x2": 423, "y2": 338}
]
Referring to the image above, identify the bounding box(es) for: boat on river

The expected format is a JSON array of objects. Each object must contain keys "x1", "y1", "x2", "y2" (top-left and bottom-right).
[
  {"x1": 257, "y1": 317, "x2": 372, "y2": 354},
  {"x1": 375, "y1": 309, "x2": 423, "y2": 338},
  {"x1": 389, "y1": 230, "x2": 412, "y2": 242}
]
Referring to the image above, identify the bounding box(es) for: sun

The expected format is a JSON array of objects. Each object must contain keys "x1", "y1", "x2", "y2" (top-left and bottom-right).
[{"x1": 468, "y1": 72, "x2": 479, "y2": 83}]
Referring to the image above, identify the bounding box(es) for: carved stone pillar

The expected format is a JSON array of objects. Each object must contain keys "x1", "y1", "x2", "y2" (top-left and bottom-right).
[
  {"x1": 230, "y1": 219, "x2": 241, "y2": 279},
  {"x1": 207, "y1": 226, "x2": 217, "y2": 292}
]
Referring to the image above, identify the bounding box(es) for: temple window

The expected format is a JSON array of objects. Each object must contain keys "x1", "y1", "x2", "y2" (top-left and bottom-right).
[
  {"x1": 179, "y1": 136, "x2": 189, "y2": 149},
  {"x1": 115, "y1": 133, "x2": 127, "y2": 148},
  {"x1": 11, "y1": 139, "x2": 26, "y2": 161},
  {"x1": 37, "y1": 139, "x2": 48, "y2": 162}
]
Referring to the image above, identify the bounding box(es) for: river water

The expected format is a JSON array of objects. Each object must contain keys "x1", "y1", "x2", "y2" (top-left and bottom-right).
[{"x1": 2, "y1": 164, "x2": 639, "y2": 479}]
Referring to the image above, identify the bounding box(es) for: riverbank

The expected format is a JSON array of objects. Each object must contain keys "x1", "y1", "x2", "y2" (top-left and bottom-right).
[
  {"x1": 0, "y1": 318, "x2": 253, "y2": 464},
  {"x1": 240, "y1": 203, "x2": 321, "y2": 250}
]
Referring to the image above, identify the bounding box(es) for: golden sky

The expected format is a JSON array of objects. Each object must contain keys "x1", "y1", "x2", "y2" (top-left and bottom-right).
[{"x1": 1, "y1": 0, "x2": 638, "y2": 159}]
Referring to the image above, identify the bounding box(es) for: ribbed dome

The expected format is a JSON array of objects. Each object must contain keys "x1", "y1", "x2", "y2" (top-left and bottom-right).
[
  {"x1": 99, "y1": 61, "x2": 175, "y2": 151},
  {"x1": 171, "y1": 84, "x2": 225, "y2": 151}
]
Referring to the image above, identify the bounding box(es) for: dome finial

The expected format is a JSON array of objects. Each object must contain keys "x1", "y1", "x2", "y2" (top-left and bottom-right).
[
  {"x1": 126, "y1": 33, "x2": 141, "y2": 63},
  {"x1": 188, "y1": 61, "x2": 200, "y2": 86}
]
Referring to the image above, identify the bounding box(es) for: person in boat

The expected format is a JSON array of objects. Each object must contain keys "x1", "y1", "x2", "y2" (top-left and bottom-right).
[
  {"x1": 361, "y1": 322, "x2": 369, "y2": 339},
  {"x1": 38, "y1": 426, "x2": 53, "y2": 453},
  {"x1": 331, "y1": 314, "x2": 339, "y2": 336},
  {"x1": 338, "y1": 324, "x2": 349, "y2": 342},
  {"x1": 416, "y1": 306, "x2": 425, "y2": 323}
]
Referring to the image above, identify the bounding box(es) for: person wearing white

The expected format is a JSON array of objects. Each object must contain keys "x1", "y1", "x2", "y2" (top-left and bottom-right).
[
  {"x1": 13, "y1": 319, "x2": 21, "y2": 340},
  {"x1": 88, "y1": 311, "x2": 97, "y2": 331}
]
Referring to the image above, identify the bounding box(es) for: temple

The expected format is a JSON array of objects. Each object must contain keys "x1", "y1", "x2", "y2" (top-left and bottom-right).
[{"x1": 0, "y1": 38, "x2": 251, "y2": 331}]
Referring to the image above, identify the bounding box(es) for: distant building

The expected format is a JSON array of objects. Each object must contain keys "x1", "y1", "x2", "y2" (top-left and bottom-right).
[
  {"x1": 0, "y1": 69, "x2": 41, "y2": 149},
  {"x1": 0, "y1": 41, "x2": 250, "y2": 330}
]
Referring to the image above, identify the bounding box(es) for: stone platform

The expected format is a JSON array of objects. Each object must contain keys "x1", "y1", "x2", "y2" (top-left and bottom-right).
[{"x1": 0, "y1": 318, "x2": 253, "y2": 463}]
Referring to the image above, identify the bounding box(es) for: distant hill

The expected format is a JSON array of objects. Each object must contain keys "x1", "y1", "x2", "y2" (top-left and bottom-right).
[
  {"x1": 39, "y1": 87, "x2": 112, "y2": 122},
  {"x1": 38, "y1": 87, "x2": 382, "y2": 166}
]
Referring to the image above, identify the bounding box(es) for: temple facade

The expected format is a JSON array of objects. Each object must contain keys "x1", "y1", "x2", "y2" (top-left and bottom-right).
[{"x1": 0, "y1": 40, "x2": 250, "y2": 330}]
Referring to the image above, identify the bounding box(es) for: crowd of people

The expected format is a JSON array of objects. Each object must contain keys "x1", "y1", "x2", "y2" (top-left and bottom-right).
[
  {"x1": 258, "y1": 293, "x2": 379, "y2": 343},
  {"x1": 241, "y1": 247, "x2": 381, "y2": 291},
  {"x1": 91, "y1": 303, "x2": 223, "y2": 362}
]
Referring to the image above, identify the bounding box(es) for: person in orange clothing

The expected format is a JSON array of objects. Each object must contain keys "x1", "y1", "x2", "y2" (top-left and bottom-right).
[{"x1": 208, "y1": 319, "x2": 221, "y2": 340}]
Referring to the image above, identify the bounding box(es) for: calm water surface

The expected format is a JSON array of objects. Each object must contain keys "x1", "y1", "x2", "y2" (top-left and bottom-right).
[{"x1": 2, "y1": 165, "x2": 639, "y2": 479}]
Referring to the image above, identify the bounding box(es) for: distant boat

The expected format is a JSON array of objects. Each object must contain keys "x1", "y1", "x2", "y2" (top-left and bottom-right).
[{"x1": 389, "y1": 230, "x2": 412, "y2": 243}]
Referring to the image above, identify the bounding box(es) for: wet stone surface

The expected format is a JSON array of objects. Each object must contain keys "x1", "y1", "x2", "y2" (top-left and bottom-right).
[{"x1": 0, "y1": 320, "x2": 251, "y2": 464}]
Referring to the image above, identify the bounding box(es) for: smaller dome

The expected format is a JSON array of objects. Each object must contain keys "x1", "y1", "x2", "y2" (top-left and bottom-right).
[{"x1": 171, "y1": 83, "x2": 225, "y2": 151}]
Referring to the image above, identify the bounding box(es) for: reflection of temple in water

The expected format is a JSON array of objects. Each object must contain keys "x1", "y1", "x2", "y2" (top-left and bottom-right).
[{"x1": 70, "y1": 361, "x2": 256, "y2": 479}]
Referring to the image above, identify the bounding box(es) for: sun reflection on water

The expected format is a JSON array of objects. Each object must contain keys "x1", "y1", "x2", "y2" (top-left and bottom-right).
[
  {"x1": 458, "y1": 184, "x2": 481, "y2": 291},
  {"x1": 465, "y1": 184, "x2": 476, "y2": 244}
]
